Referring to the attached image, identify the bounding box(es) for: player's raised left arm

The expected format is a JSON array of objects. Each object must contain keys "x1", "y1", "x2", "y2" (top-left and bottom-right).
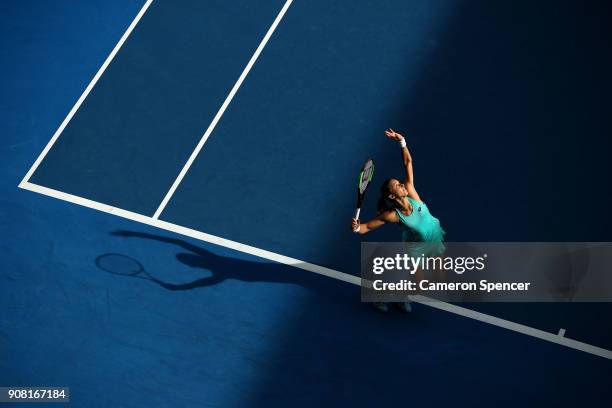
[
  {"x1": 385, "y1": 129, "x2": 420, "y2": 200},
  {"x1": 385, "y1": 129, "x2": 413, "y2": 185}
]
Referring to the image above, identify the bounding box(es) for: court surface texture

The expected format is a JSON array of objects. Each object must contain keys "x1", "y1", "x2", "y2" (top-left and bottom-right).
[{"x1": 2, "y1": 0, "x2": 611, "y2": 406}]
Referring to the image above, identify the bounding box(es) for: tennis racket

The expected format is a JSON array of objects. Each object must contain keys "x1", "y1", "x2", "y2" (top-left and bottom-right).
[{"x1": 353, "y1": 158, "x2": 375, "y2": 227}]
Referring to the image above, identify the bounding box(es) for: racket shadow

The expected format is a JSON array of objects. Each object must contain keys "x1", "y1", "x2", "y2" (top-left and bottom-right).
[{"x1": 101, "y1": 230, "x2": 352, "y2": 299}]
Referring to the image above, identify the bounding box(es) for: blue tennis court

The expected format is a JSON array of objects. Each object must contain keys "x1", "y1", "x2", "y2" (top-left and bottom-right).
[{"x1": 3, "y1": 0, "x2": 612, "y2": 406}]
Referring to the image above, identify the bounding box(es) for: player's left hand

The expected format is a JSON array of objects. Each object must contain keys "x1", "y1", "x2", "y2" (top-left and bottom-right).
[{"x1": 384, "y1": 129, "x2": 404, "y2": 141}]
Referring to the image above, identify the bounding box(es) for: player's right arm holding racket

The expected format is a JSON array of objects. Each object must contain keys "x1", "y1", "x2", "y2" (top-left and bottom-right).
[
  {"x1": 351, "y1": 211, "x2": 397, "y2": 234},
  {"x1": 350, "y1": 155, "x2": 399, "y2": 234}
]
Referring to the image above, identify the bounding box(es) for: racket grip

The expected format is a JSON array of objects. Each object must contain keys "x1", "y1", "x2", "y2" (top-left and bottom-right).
[{"x1": 354, "y1": 208, "x2": 361, "y2": 220}]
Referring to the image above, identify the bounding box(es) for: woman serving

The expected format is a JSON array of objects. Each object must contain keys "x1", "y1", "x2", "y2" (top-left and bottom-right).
[{"x1": 351, "y1": 129, "x2": 446, "y2": 312}]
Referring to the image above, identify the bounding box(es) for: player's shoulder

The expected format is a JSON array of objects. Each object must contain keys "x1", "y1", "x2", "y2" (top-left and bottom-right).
[{"x1": 379, "y1": 209, "x2": 400, "y2": 223}]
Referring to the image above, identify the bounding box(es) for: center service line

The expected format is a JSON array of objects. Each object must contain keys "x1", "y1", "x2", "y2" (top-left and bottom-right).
[{"x1": 152, "y1": 0, "x2": 294, "y2": 219}]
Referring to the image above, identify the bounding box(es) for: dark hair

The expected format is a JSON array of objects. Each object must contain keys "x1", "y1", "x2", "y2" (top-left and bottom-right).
[{"x1": 377, "y1": 178, "x2": 395, "y2": 215}]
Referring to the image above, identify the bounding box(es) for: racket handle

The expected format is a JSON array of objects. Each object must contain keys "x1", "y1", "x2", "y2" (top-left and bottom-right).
[{"x1": 354, "y1": 208, "x2": 361, "y2": 220}]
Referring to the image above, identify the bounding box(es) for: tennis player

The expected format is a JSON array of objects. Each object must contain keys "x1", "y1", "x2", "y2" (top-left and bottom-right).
[{"x1": 351, "y1": 129, "x2": 446, "y2": 312}]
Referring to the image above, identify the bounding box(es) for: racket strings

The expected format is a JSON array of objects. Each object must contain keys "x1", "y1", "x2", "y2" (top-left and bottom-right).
[{"x1": 358, "y1": 160, "x2": 375, "y2": 194}]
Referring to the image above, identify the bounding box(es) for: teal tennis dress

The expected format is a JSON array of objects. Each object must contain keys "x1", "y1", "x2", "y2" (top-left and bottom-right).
[{"x1": 395, "y1": 197, "x2": 446, "y2": 256}]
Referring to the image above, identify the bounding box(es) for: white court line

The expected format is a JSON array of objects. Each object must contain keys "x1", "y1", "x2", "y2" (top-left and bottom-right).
[
  {"x1": 19, "y1": 0, "x2": 154, "y2": 186},
  {"x1": 21, "y1": 181, "x2": 360, "y2": 287},
  {"x1": 152, "y1": 0, "x2": 295, "y2": 219},
  {"x1": 15, "y1": 0, "x2": 611, "y2": 360},
  {"x1": 17, "y1": 181, "x2": 612, "y2": 360}
]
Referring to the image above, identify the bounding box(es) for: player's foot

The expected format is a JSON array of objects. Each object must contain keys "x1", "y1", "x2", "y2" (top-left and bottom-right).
[
  {"x1": 371, "y1": 302, "x2": 389, "y2": 313},
  {"x1": 394, "y1": 301, "x2": 412, "y2": 313}
]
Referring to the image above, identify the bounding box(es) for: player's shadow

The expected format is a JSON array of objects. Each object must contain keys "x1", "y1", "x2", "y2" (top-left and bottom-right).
[{"x1": 103, "y1": 229, "x2": 354, "y2": 301}]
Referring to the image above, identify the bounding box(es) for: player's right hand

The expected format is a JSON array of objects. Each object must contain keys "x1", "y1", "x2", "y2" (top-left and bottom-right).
[{"x1": 351, "y1": 218, "x2": 360, "y2": 233}]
